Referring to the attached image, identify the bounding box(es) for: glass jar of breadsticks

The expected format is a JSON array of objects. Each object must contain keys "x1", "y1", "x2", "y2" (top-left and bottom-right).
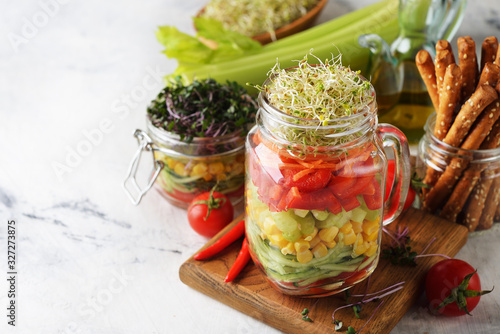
[{"x1": 415, "y1": 35, "x2": 500, "y2": 231}]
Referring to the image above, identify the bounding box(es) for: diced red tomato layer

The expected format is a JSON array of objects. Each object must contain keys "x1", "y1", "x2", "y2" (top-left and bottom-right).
[
  {"x1": 281, "y1": 168, "x2": 332, "y2": 193},
  {"x1": 249, "y1": 131, "x2": 383, "y2": 213}
]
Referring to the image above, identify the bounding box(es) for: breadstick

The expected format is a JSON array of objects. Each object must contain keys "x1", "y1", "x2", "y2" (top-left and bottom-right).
[
  {"x1": 476, "y1": 176, "x2": 500, "y2": 230},
  {"x1": 480, "y1": 116, "x2": 500, "y2": 149},
  {"x1": 442, "y1": 84, "x2": 498, "y2": 147},
  {"x1": 477, "y1": 62, "x2": 500, "y2": 88},
  {"x1": 421, "y1": 64, "x2": 462, "y2": 196},
  {"x1": 435, "y1": 50, "x2": 455, "y2": 98},
  {"x1": 458, "y1": 36, "x2": 479, "y2": 102},
  {"x1": 436, "y1": 40, "x2": 456, "y2": 64},
  {"x1": 495, "y1": 43, "x2": 500, "y2": 66},
  {"x1": 424, "y1": 90, "x2": 499, "y2": 213},
  {"x1": 435, "y1": 64, "x2": 462, "y2": 140},
  {"x1": 429, "y1": 99, "x2": 500, "y2": 217},
  {"x1": 495, "y1": 204, "x2": 500, "y2": 222},
  {"x1": 462, "y1": 170, "x2": 495, "y2": 231},
  {"x1": 480, "y1": 36, "x2": 498, "y2": 72},
  {"x1": 440, "y1": 166, "x2": 481, "y2": 223},
  {"x1": 460, "y1": 113, "x2": 500, "y2": 230},
  {"x1": 461, "y1": 99, "x2": 500, "y2": 150},
  {"x1": 416, "y1": 50, "x2": 439, "y2": 112},
  {"x1": 422, "y1": 157, "x2": 468, "y2": 213}
]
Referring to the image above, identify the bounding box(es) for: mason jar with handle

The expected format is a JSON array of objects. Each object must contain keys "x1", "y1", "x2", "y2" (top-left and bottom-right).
[{"x1": 245, "y1": 70, "x2": 411, "y2": 297}]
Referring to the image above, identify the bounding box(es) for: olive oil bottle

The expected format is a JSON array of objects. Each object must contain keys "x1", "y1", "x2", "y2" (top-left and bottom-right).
[
  {"x1": 378, "y1": 60, "x2": 435, "y2": 143},
  {"x1": 359, "y1": 0, "x2": 467, "y2": 143}
]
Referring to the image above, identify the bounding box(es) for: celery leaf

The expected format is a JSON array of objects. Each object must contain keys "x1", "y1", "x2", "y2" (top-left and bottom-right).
[
  {"x1": 156, "y1": 18, "x2": 262, "y2": 66},
  {"x1": 156, "y1": 26, "x2": 212, "y2": 64}
]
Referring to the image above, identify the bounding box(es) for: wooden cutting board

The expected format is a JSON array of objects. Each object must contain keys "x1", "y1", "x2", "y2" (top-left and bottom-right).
[{"x1": 179, "y1": 208, "x2": 468, "y2": 333}]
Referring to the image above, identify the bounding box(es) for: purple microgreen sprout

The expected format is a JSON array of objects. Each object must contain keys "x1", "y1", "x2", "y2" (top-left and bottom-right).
[
  {"x1": 383, "y1": 227, "x2": 452, "y2": 265},
  {"x1": 300, "y1": 299, "x2": 319, "y2": 322},
  {"x1": 356, "y1": 300, "x2": 385, "y2": 334},
  {"x1": 352, "y1": 304, "x2": 362, "y2": 318},
  {"x1": 350, "y1": 281, "x2": 405, "y2": 298},
  {"x1": 414, "y1": 236, "x2": 451, "y2": 260},
  {"x1": 148, "y1": 77, "x2": 257, "y2": 143},
  {"x1": 332, "y1": 281, "x2": 405, "y2": 332},
  {"x1": 381, "y1": 227, "x2": 417, "y2": 266},
  {"x1": 382, "y1": 225, "x2": 410, "y2": 248}
]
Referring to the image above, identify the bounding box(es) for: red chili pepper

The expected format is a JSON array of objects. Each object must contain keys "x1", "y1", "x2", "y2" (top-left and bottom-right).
[
  {"x1": 193, "y1": 220, "x2": 245, "y2": 260},
  {"x1": 224, "y1": 238, "x2": 251, "y2": 283}
]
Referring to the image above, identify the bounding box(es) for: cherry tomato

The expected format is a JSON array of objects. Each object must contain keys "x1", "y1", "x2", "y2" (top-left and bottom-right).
[
  {"x1": 385, "y1": 159, "x2": 415, "y2": 211},
  {"x1": 187, "y1": 191, "x2": 234, "y2": 238},
  {"x1": 425, "y1": 259, "x2": 492, "y2": 316}
]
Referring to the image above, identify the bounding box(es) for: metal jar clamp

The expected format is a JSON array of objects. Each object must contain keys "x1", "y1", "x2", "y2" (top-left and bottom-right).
[{"x1": 123, "y1": 129, "x2": 164, "y2": 205}]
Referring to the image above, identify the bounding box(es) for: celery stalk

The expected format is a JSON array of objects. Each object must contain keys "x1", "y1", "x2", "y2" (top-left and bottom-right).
[
  {"x1": 263, "y1": 0, "x2": 397, "y2": 51},
  {"x1": 170, "y1": 0, "x2": 400, "y2": 93}
]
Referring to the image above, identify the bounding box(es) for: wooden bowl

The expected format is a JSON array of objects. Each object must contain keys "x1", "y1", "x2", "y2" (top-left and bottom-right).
[
  {"x1": 197, "y1": 0, "x2": 329, "y2": 45},
  {"x1": 252, "y1": 0, "x2": 328, "y2": 44}
]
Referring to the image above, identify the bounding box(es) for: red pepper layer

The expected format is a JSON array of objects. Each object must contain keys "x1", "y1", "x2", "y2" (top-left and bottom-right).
[{"x1": 250, "y1": 141, "x2": 382, "y2": 213}]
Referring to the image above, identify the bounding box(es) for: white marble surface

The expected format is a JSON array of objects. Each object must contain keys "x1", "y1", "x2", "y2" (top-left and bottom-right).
[{"x1": 1, "y1": 0, "x2": 500, "y2": 333}]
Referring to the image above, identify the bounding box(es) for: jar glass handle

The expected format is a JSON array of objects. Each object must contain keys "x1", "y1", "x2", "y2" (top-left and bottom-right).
[
  {"x1": 378, "y1": 124, "x2": 411, "y2": 226},
  {"x1": 123, "y1": 129, "x2": 164, "y2": 205}
]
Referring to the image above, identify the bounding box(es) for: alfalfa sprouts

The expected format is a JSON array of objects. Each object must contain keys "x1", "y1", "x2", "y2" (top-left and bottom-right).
[{"x1": 259, "y1": 52, "x2": 375, "y2": 149}]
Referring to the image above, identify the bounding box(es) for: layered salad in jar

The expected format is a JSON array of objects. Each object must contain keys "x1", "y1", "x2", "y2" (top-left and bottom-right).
[
  {"x1": 245, "y1": 54, "x2": 385, "y2": 296},
  {"x1": 148, "y1": 77, "x2": 257, "y2": 207}
]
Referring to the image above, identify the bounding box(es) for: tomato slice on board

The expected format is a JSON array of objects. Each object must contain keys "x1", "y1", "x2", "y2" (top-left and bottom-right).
[{"x1": 281, "y1": 168, "x2": 332, "y2": 193}]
